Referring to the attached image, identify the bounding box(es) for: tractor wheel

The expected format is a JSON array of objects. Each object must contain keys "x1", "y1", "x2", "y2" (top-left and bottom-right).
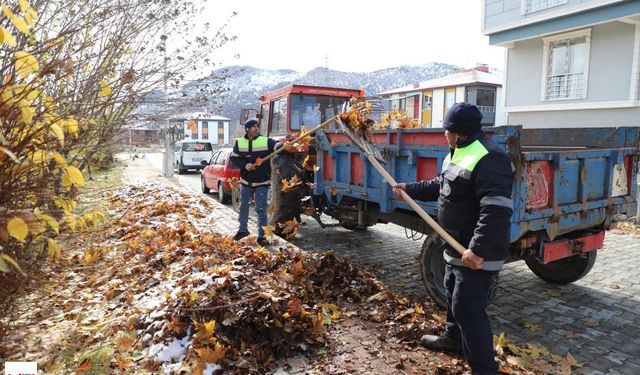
[
  {"x1": 525, "y1": 251, "x2": 597, "y2": 284},
  {"x1": 420, "y1": 233, "x2": 447, "y2": 308}
]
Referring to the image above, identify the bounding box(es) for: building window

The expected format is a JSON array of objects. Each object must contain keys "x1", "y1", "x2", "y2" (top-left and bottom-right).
[
  {"x1": 522, "y1": 0, "x2": 568, "y2": 14},
  {"x1": 422, "y1": 94, "x2": 432, "y2": 110},
  {"x1": 202, "y1": 121, "x2": 209, "y2": 139},
  {"x1": 542, "y1": 29, "x2": 590, "y2": 101},
  {"x1": 444, "y1": 88, "x2": 456, "y2": 115},
  {"x1": 476, "y1": 88, "x2": 496, "y2": 112}
]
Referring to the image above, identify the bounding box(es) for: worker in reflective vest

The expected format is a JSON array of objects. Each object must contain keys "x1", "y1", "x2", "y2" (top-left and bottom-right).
[
  {"x1": 393, "y1": 103, "x2": 514, "y2": 375},
  {"x1": 230, "y1": 119, "x2": 280, "y2": 247}
]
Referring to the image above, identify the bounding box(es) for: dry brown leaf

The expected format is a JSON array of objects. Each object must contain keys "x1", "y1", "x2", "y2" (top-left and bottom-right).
[
  {"x1": 195, "y1": 342, "x2": 226, "y2": 363},
  {"x1": 115, "y1": 355, "x2": 133, "y2": 369}
]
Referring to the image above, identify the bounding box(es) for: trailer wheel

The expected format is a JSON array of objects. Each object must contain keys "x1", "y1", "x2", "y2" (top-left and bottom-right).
[
  {"x1": 420, "y1": 234, "x2": 447, "y2": 308},
  {"x1": 524, "y1": 251, "x2": 597, "y2": 284}
]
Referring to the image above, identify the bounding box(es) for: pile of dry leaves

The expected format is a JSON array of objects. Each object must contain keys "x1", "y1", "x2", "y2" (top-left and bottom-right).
[{"x1": 1, "y1": 182, "x2": 581, "y2": 374}]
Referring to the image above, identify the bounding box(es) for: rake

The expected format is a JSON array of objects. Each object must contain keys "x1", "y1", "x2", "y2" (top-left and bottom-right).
[
  {"x1": 257, "y1": 115, "x2": 340, "y2": 165},
  {"x1": 334, "y1": 115, "x2": 466, "y2": 256}
]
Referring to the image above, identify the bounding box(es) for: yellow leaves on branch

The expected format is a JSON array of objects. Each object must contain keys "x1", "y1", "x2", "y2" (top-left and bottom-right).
[
  {"x1": 7, "y1": 216, "x2": 28, "y2": 241},
  {"x1": 0, "y1": 27, "x2": 17, "y2": 47},
  {"x1": 1, "y1": 1, "x2": 38, "y2": 36},
  {"x1": 47, "y1": 238, "x2": 60, "y2": 258},
  {"x1": 50, "y1": 124, "x2": 64, "y2": 145},
  {"x1": 15, "y1": 51, "x2": 39, "y2": 78},
  {"x1": 64, "y1": 117, "x2": 79, "y2": 138},
  {"x1": 98, "y1": 80, "x2": 112, "y2": 97},
  {"x1": 35, "y1": 208, "x2": 60, "y2": 234},
  {"x1": 0, "y1": 253, "x2": 25, "y2": 275},
  {"x1": 61, "y1": 165, "x2": 85, "y2": 190}
]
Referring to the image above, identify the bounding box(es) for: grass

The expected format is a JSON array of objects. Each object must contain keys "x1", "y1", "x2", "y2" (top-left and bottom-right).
[{"x1": 76, "y1": 163, "x2": 125, "y2": 215}]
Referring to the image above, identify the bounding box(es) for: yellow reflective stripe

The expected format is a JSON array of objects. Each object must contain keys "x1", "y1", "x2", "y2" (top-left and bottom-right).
[
  {"x1": 253, "y1": 136, "x2": 268, "y2": 148},
  {"x1": 237, "y1": 137, "x2": 249, "y2": 151},
  {"x1": 236, "y1": 136, "x2": 268, "y2": 152},
  {"x1": 450, "y1": 140, "x2": 488, "y2": 173}
]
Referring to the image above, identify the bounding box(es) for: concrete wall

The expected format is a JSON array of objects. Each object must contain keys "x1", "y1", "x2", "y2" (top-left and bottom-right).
[{"x1": 504, "y1": 22, "x2": 639, "y2": 127}]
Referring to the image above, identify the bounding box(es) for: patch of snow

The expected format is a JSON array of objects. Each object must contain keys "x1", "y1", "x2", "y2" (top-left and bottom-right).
[
  {"x1": 163, "y1": 362, "x2": 183, "y2": 374},
  {"x1": 204, "y1": 363, "x2": 223, "y2": 375},
  {"x1": 147, "y1": 331, "x2": 192, "y2": 363},
  {"x1": 149, "y1": 309, "x2": 165, "y2": 320}
]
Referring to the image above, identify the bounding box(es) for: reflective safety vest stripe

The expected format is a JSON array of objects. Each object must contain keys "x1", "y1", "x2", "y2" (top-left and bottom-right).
[
  {"x1": 443, "y1": 140, "x2": 489, "y2": 180},
  {"x1": 236, "y1": 136, "x2": 268, "y2": 152}
]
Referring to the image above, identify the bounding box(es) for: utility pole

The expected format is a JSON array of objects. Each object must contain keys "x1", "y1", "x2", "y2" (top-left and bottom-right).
[
  {"x1": 162, "y1": 26, "x2": 174, "y2": 177},
  {"x1": 636, "y1": 173, "x2": 640, "y2": 222}
]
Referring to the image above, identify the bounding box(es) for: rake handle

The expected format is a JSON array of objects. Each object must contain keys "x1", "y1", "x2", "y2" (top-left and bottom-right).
[
  {"x1": 259, "y1": 115, "x2": 338, "y2": 165},
  {"x1": 366, "y1": 154, "x2": 467, "y2": 256}
]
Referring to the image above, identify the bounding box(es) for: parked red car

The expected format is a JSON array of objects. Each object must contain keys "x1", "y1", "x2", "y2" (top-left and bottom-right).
[{"x1": 201, "y1": 148, "x2": 240, "y2": 203}]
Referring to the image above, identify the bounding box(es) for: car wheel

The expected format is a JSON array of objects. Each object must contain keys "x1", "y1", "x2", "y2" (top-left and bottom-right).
[
  {"x1": 218, "y1": 182, "x2": 231, "y2": 203},
  {"x1": 231, "y1": 185, "x2": 240, "y2": 212},
  {"x1": 201, "y1": 176, "x2": 210, "y2": 194}
]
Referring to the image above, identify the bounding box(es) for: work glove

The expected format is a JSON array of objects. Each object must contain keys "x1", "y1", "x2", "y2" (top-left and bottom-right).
[{"x1": 245, "y1": 163, "x2": 255, "y2": 171}]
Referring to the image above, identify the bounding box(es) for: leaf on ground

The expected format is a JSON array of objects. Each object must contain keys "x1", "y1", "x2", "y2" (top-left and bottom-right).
[
  {"x1": 521, "y1": 322, "x2": 540, "y2": 332},
  {"x1": 262, "y1": 225, "x2": 275, "y2": 238},
  {"x1": 195, "y1": 342, "x2": 226, "y2": 363},
  {"x1": 115, "y1": 333, "x2": 136, "y2": 353},
  {"x1": 544, "y1": 288, "x2": 562, "y2": 297}
]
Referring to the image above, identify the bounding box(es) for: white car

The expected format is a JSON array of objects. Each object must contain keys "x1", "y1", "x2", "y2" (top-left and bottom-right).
[{"x1": 173, "y1": 140, "x2": 214, "y2": 174}]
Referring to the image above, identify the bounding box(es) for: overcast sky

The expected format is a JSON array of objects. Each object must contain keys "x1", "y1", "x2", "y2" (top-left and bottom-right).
[{"x1": 204, "y1": 0, "x2": 505, "y2": 73}]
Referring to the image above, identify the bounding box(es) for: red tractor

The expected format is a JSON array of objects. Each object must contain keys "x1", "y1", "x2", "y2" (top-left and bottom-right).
[{"x1": 241, "y1": 84, "x2": 364, "y2": 234}]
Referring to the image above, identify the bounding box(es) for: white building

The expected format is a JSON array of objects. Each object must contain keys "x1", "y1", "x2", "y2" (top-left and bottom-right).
[
  {"x1": 378, "y1": 66, "x2": 505, "y2": 127},
  {"x1": 169, "y1": 112, "x2": 231, "y2": 145},
  {"x1": 483, "y1": 0, "x2": 640, "y2": 128}
]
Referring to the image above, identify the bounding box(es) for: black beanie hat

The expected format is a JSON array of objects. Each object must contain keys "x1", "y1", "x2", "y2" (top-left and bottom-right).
[
  {"x1": 244, "y1": 119, "x2": 258, "y2": 131},
  {"x1": 443, "y1": 103, "x2": 483, "y2": 135}
]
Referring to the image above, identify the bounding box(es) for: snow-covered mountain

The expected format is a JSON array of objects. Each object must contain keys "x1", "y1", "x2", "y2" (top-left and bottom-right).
[{"x1": 143, "y1": 62, "x2": 459, "y2": 127}]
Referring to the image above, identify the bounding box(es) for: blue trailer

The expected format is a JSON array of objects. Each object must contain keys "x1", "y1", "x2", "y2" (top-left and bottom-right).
[{"x1": 313, "y1": 125, "x2": 639, "y2": 306}]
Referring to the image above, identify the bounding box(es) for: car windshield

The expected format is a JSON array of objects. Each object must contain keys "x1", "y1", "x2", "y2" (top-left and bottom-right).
[{"x1": 182, "y1": 142, "x2": 212, "y2": 152}]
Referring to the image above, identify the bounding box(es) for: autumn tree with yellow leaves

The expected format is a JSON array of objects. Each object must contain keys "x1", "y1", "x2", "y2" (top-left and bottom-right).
[{"x1": 0, "y1": 0, "x2": 236, "y2": 276}]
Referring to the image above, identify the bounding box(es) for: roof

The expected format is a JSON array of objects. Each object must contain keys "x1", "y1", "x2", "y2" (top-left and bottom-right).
[
  {"x1": 169, "y1": 112, "x2": 230, "y2": 121},
  {"x1": 378, "y1": 68, "x2": 502, "y2": 96},
  {"x1": 122, "y1": 122, "x2": 162, "y2": 130}
]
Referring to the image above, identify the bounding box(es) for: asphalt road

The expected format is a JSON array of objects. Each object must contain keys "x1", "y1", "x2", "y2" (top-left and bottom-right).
[{"x1": 131, "y1": 152, "x2": 640, "y2": 375}]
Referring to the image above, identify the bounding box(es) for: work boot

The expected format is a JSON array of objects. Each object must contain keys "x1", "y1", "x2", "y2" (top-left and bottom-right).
[
  {"x1": 257, "y1": 237, "x2": 270, "y2": 247},
  {"x1": 233, "y1": 231, "x2": 250, "y2": 241},
  {"x1": 420, "y1": 334, "x2": 463, "y2": 353}
]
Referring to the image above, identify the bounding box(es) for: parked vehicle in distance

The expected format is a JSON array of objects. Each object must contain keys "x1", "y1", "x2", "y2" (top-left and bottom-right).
[
  {"x1": 201, "y1": 147, "x2": 240, "y2": 203},
  {"x1": 174, "y1": 140, "x2": 214, "y2": 174}
]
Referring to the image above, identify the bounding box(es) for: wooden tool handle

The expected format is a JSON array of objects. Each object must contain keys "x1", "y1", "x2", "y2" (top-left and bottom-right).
[
  {"x1": 366, "y1": 154, "x2": 466, "y2": 256},
  {"x1": 259, "y1": 115, "x2": 338, "y2": 164}
]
